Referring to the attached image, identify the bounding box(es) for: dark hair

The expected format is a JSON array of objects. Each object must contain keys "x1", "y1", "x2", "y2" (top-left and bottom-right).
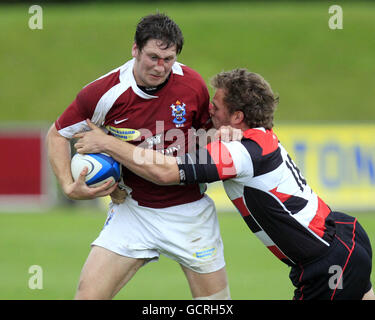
[
  {"x1": 134, "y1": 13, "x2": 184, "y2": 54},
  {"x1": 211, "y1": 69, "x2": 279, "y2": 129}
]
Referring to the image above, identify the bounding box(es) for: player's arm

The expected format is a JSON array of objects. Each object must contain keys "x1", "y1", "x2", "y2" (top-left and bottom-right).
[
  {"x1": 74, "y1": 120, "x2": 180, "y2": 185},
  {"x1": 74, "y1": 120, "x2": 238, "y2": 186},
  {"x1": 178, "y1": 140, "x2": 238, "y2": 184},
  {"x1": 46, "y1": 124, "x2": 117, "y2": 200},
  {"x1": 48, "y1": 77, "x2": 122, "y2": 200},
  {"x1": 46, "y1": 123, "x2": 74, "y2": 189},
  {"x1": 105, "y1": 139, "x2": 180, "y2": 185}
]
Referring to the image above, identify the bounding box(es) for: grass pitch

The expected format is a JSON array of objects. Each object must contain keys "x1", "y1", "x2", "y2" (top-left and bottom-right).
[
  {"x1": 0, "y1": 2, "x2": 374, "y2": 300},
  {"x1": 1, "y1": 2, "x2": 375, "y2": 123},
  {"x1": 0, "y1": 207, "x2": 374, "y2": 300}
]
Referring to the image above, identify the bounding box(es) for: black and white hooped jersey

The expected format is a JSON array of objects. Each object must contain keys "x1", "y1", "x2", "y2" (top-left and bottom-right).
[{"x1": 177, "y1": 127, "x2": 336, "y2": 266}]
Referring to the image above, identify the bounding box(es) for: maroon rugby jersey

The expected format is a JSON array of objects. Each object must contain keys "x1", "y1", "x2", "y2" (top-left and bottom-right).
[
  {"x1": 178, "y1": 128, "x2": 336, "y2": 266},
  {"x1": 56, "y1": 58, "x2": 212, "y2": 208}
]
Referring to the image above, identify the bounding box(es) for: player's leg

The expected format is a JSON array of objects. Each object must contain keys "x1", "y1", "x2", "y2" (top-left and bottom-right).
[
  {"x1": 181, "y1": 265, "x2": 230, "y2": 299},
  {"x1": 76, "y1": 198, "x2": 160, "y2": 299},
  {"x1": 148, "y1": 195, "x2": 229, "y2": 299},
  {"x1": 362, "y1": 287, "x2": 375, "y2": 300},
  {"x1": 75, "y1": 245, "x2": 145, "y2": 300}
]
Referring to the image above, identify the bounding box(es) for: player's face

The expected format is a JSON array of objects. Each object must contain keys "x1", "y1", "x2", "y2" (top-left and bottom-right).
[
  {"x1": 209, "y1": 88, "x2": 235, "y2": 129},
  {"x1": 132, "y1": 39, "x2": 177, "y2": 88}
]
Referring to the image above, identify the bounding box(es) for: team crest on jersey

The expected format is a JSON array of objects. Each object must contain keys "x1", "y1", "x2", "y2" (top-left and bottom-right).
[{"x1": 170, "y1": 100, "x2": 186, "y2": 128}]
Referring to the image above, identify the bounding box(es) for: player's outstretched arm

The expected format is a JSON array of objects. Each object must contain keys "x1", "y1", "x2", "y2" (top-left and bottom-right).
[
  {"x1": 74, "y1": 120, "x2": 180, "y2": 185},
  {"x1": 46, "y1": 124, "x2": 118, "y2": 199}
]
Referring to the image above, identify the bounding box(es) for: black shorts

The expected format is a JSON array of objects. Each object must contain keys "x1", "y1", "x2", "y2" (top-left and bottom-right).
[{"x1": 289, "y1": 211, "x2": 373, "y2": 300}]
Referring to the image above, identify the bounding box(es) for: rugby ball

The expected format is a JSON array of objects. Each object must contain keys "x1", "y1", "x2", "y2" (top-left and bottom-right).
[{"x1": 71, "y1": 153, "x2": 121, "y2": 188}]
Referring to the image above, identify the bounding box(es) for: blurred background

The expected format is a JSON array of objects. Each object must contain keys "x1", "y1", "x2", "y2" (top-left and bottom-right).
[{"x1": 0, "y1": 0, "x2": 374, "y2": 299}]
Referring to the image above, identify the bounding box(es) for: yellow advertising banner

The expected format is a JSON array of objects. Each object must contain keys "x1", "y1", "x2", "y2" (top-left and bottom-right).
[{"x1": 207, "y1": 123, "x2": 375, "y2": 212}]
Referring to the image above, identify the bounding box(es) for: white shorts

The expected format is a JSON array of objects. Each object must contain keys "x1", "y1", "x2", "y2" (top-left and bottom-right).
[{"x1": 92, "y1": 194, "x2": 225, "y2": 273}]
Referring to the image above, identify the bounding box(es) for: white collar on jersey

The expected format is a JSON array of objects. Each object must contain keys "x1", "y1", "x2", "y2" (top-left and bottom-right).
[
  {"x1": 119, "y1": 58, "x2": 184, "y2": 100},
  {"x1": 253, "y1": 127, "x2": 266, "y2": 132}
]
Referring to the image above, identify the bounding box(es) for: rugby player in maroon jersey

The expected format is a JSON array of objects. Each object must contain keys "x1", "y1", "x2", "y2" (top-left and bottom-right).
[{"x1": 47, "y1": 13, "x2": 229, "y2": 300}]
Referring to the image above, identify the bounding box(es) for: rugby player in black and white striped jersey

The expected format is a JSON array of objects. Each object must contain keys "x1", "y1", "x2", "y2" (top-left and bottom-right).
[{"x1": 75, "y1": 69, "x2": 374, "y2": 300}]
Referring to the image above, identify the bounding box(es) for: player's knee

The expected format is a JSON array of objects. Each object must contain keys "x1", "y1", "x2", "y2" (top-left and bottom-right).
[
  {"x1": 74, "y1": 280, "x2": 93, "y2": 300},
  {"x1": 193, "y1": 285, "x2": 231, "y2": 300},
  {"x1": 74, "y1": 280, "x2": 111, "y2": 300}
]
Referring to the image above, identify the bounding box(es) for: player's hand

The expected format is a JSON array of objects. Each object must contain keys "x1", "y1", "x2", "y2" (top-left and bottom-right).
[
  {"x1": 63, "y1": 166, "x2": 118, "y2": 200},
  {"x1": 74, "y1": 119, "x2": 109, "y2": 154},
  {"x1": 110, "y1": 186, "x2": 128, "y2": 204},
  {"x1": 214, "y1": 125, "x2": 243, "y2": 142}
]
